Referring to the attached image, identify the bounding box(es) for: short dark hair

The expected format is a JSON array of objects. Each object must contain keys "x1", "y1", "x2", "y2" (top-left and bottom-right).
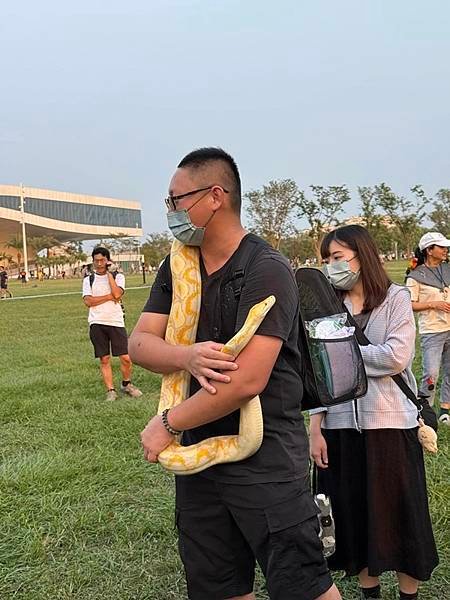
[
  {"x1": 320, "y1": 225, "x2": 391, "y2": 312},
  {"x1": 92, "y1": 246, "x2": 110, "y2": 260},
  {"x1": 178, "y1": 147, "x2": 242, "y2": 214}
]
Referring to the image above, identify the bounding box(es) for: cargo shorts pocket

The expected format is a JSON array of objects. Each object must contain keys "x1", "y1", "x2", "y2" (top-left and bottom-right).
[
  {"x1": 264, "y1": 490, "x2": 320, "y2": 546},
  {"x1": 263, "y1": 492, "x2": 329, "y2": 599}
]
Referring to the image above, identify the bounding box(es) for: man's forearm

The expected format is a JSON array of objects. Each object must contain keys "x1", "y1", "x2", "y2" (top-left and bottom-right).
[
  {"x1": 411, "y1": 301, "x2": 432, "y2": 311},
  {"x1": 309, "y1": 412, "x2": 325, "y2": 434},
  {"x1": 84, "y1": 294, "x2": 113, "y2": 307},
  {"x1": 167, "y1": 370, "x2": 260, "y2": 432},
  {"x1": 129, "y1": 331, "x2": 188, "y2": 374}
]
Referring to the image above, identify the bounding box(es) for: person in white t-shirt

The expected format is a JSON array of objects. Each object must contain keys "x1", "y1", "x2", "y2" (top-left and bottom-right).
[{"x1": 82, "y1": 246, "x2": 142, "y2": 401}]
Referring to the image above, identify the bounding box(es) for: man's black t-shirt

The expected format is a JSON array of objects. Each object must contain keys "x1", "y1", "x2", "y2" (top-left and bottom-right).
[{"x1": 143, "y1": 234, "x2": 309, "y2": 484}]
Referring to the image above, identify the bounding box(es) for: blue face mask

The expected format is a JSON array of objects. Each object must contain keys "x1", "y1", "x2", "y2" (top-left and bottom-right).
[
  {"x1": 167, "y1": 209, "x2": 206, "y2": 246},
  {"x1": 323, "y1": 259, "x2": 360, "y2": 290}
]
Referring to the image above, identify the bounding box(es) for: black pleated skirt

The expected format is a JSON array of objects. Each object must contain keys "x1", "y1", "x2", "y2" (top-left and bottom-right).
[{"x1": 317, "y1": 428, "x2": 439, "y2": 581}]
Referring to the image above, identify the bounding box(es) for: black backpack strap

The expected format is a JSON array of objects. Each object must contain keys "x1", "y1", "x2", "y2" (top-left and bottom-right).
[
  {"x1": 223, "y1": 234, "x2": 269, "y2": 299},
  {"x1": 345, "y1": 308, "x2": 422, "y2": 414},
  {"x1": 88, "y1": 271, "x2": 118, "y2": 289},
  {"x1": 210, "y1": 235, "x2": 269, "y2": 342}
]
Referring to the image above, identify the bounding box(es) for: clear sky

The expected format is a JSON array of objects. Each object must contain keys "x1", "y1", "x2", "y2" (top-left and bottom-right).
[{"x1": 1, "y1": 0, "x2": 449, "y2": 237}]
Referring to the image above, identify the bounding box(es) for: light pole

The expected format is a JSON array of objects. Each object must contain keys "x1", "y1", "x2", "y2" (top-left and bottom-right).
[
  {"x1": 135, "y1": 238, "x2": 146, "y2": 284},
  {"x1": 19, "y1": 183, "x2": 29, "y2": 277}
]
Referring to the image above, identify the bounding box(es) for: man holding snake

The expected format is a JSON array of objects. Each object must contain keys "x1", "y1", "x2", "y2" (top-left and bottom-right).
[{"x1": 130, "y1": 148, "x2": 340, "y2": 600}]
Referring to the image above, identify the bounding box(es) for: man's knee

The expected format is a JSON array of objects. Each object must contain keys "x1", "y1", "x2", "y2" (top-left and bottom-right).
[
  {"x1": 99, "y1": 355, "x2": 111, "y2": 365},
  {"x1": 120, "y1": 354, "x2": 132, "y2": 366}
]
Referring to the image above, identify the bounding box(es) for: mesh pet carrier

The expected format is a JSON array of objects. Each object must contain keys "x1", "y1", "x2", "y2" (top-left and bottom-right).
[{"x1": 295, "y1": 268, "x2": 368, "y2": 410}]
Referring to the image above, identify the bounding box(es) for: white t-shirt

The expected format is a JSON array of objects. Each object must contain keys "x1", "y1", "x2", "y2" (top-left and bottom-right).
[
  {"x1": 82, "y1": 272, "x2": 126, "y2": 327},
  {"x1": 406, "y1": 277, "x2": 450, "y2": 334}
]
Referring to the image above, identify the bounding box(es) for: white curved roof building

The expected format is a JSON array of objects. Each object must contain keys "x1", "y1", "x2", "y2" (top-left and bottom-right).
[{"x1": 0, "y1": 184, "x2": 142, "y2": 247}]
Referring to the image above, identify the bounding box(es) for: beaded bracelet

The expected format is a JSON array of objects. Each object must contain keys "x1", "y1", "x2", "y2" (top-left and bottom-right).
[{"x1": 161, "y1": 408, "x2": 183, "y2": 436}]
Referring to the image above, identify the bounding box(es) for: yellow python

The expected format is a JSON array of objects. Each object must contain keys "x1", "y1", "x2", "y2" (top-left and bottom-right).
[{"x1": 157, "y1": 238, "x2": 276, "y2": 476}]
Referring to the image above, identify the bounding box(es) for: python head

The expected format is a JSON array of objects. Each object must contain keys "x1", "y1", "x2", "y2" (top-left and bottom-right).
[{"x1": 248, "y1": 295, "x2": 276, "y2": 320}]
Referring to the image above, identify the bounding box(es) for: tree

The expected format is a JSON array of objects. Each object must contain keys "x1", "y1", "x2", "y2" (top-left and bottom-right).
[
  {"x1": 280, "y1": 232, "x2": 315, "y2": 264},
  {"x1": 430, "y1": 189, "x2": 450, "y2": 236},
  {"x1": 141, "y1": 232, "x2": 172, "y2": 268},
  {"x1": 27, "y1": 235, "x2": 60, "y2": 258},
  {"x1": 374, "y1": 183, "x2": 427, "y2": 256},
  {"x1": 357, "y1": 186, "x2": 397, "y2": 253},
  {"x1": 0, "y1": 251, "x2": 13, "y2": 263},
  {"x1": 62, "y1": 242, "x2": 87, "y2": 270},
  {"x1": 102, "y1": 233, "x2": 140, "y2": 254},
  {"x1": 6, "y1": 234, "x2": 24, "y2": 268},
  {"x1": 245, "y1": 179, "x2": 303, "y2": 250},
  {"x1": 298, "y1": 185, "x2": 350, "y2": 262},
  {"x1": 358, "y1": 186, "x2": 383, "y2": 234}
]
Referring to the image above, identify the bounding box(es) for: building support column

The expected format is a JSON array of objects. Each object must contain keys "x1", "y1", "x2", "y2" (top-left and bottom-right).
[{"x1": 20, "y1": 184, "x2": 29, "y2": 277}]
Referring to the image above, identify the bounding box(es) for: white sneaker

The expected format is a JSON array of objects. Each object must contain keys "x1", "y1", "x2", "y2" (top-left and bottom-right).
[
  {"x1": 105, "y1": 389, "x2": 117, "y2": 402},
  {"x1": 120, "y1": 383, "x2": 143, "y2": 398},
  {"x1": 438, "y1": 413, "x2": 450, "y2": 426}
]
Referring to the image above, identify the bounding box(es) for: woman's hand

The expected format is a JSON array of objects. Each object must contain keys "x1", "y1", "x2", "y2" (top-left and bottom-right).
[{"x1": 310, "y1": 430, "x2": 329, "y2": 469}]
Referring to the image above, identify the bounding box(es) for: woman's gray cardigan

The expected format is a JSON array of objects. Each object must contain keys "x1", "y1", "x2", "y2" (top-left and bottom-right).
[{"x1": 310, "y1": 284, "x2": 419, "y2": 430}]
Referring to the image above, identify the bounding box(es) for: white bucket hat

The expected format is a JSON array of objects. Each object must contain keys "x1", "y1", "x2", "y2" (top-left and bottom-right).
[{"x1": 418, "y1": 232, "x2": 450, "y2": 251}]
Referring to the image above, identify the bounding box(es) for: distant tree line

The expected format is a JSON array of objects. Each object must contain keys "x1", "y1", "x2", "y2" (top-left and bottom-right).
[
  {"x1": 138, "y1": 182, "x2": 449, "y2": 267},
  {"x1": 245, "y1": 181, "x2": 449, "y2": 263},
  {"x1": 3, "y1": 235, "x2": 87, "y2": 272},
  {"x1": 3, "y1": 183, "x2": 448, "y2": 272}
]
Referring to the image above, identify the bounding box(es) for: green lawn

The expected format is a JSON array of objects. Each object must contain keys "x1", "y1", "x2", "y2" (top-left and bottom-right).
[{"x1": 0, "y1": 263, "x2": 448, "y2": 599}]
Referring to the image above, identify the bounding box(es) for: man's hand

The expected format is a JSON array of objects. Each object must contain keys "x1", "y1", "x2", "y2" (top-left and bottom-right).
[
  {"x1": 107, "y1": 270, "x2": 124, "y2": 300},
  {"x1": 183, "y1": 341, "x2": 238, "y2": 394},
  {"x1": 140, "y1": 415, "x2": 174, "y2": 463}
]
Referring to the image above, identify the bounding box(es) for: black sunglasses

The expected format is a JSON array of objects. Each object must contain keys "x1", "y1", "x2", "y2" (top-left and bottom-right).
[{"x1": 164, "y1": 185, "x2": 229, "y2": 211}]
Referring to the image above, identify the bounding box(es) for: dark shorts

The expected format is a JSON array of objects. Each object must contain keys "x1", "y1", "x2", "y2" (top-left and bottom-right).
[
  {"x1": 175, "y1": 474, "x2": 333, "y2": 600},
  {"x1": 89, "y1": 324, "x2": 128, "y2": 358}
]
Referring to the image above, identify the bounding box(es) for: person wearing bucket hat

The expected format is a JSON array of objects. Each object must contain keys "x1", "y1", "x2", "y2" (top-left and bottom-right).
[{"x1": 406, "y1": 231, "x2": 450, "y2": 425}]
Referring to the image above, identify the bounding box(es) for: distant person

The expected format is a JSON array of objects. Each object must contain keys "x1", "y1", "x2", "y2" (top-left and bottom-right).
[
  {"x1": 61, "y1": 270, "x2": 66, "y2": 280},
  {"x1": 20, "y1": 270, "x2": 27, "y2": 284},
  {"x1": 406, "y1": 232, "x2": 450, "y2": 425},
  {"x1": 82, "y1": 246, "x2": 142, "y2": 402},
  {"x1": 0, "y1": 266, "x2": 8, "y2": 297}
]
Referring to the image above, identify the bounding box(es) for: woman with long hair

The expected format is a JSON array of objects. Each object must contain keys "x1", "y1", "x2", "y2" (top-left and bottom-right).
[
  {"x1": 405, "y1": 232, "x2": 450, "y2": 425},
  {"x1": 309, "y1": 225, "x2": 438, "y2": 600}
]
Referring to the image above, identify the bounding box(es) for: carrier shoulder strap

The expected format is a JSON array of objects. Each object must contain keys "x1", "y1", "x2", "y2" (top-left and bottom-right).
[{"x1": 345, "y1": 309, "x2": 421, "y2": 412}]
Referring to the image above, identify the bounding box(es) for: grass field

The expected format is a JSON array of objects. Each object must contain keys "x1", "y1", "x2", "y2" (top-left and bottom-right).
[{"x1": 1, "y1": 262, "x2": 449, "y2": 599}]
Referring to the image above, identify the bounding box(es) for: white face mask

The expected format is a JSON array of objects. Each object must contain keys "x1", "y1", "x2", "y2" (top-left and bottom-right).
[{"x1": 323, "y1": 258, "x2": 360, "y2": 290}]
